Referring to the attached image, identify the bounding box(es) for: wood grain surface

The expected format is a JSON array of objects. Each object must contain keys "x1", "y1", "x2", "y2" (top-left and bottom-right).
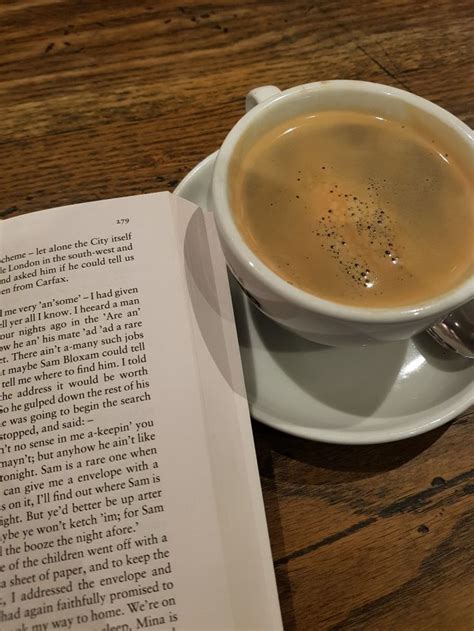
[{"x1": 1, "y1": 1, "x2": 473, "y2": 629}]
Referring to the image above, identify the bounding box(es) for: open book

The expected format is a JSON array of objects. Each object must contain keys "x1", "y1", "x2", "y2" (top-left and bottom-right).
[{"x1": 0, "y1": 194, "x2": 282, "y2": 631}]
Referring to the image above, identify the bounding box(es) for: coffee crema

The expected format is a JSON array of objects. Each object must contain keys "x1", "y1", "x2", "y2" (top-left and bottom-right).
[{"x1": 230, "y1": 111, "x2": 473, "y2": 308}]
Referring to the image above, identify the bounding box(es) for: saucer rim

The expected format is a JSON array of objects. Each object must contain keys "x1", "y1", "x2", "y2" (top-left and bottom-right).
[
  {"x1": 249, "y1": 397, "x2": 473, "y2": 445},
  {"x1": 176, "y1": 152, "x2": 474, "y2": 445}
]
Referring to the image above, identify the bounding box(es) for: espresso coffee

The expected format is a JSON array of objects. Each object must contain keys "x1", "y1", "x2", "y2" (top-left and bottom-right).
[{"x1": 230, "y1": 111, "x2": 473, "y2": 308}]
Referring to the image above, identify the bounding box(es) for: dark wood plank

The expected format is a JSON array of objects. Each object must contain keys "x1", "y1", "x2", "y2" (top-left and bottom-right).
[
  {"x1": 255, "y1": 410, "x2": 474, "y2": 629},
  {"x1": 1, "y1": 1, "x2": 473, "y2": 629}
]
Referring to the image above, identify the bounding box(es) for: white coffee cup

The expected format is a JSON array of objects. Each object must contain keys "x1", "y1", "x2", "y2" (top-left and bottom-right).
[{"x1": 210, "y1": 81, "x2": 474, "y2": 346}]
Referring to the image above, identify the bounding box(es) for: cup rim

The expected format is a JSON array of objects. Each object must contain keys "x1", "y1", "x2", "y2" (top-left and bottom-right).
[{"x1": 212, "y1": 80, "x2": 474, "y2": 324}]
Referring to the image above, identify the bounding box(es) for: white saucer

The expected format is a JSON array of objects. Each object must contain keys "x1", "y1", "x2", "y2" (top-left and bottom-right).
[{"x1": 176, "y1": 153, "x2": 474, "y2": 444}]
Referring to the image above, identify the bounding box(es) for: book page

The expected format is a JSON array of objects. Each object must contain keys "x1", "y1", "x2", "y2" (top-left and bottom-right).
[
  {"x1": 0, "y1": 194, "x2": 281, "y2": 631},
  {"x1": 174, "y1": 197, "x2": 282, "y2": 631}
]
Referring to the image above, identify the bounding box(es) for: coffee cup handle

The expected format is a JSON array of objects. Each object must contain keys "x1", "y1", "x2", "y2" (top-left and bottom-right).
[{"x1": 245, "y1": 86, "x2": 281, "y2": 112}]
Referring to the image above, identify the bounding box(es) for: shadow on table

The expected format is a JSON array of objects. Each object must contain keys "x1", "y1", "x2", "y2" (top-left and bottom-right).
[
  {"x1": 254, "y1": 425, "x2": 298, "y2": 631},
  {"x1": 253, "y1": 420, "x2": 450, "y2": 482},
  {"x1": 252, "y1": 421, "x2": 450, "y2": 629}
]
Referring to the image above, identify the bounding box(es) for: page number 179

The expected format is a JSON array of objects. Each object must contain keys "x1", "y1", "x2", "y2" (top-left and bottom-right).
[{"x1": 116, "y1": 218, "x2": 130, "y2": 224}]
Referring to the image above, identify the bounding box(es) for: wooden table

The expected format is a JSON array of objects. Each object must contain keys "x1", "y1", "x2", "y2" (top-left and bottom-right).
[{"x1": 1, "y1": 1, "x2": 473, "y2": 629}]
